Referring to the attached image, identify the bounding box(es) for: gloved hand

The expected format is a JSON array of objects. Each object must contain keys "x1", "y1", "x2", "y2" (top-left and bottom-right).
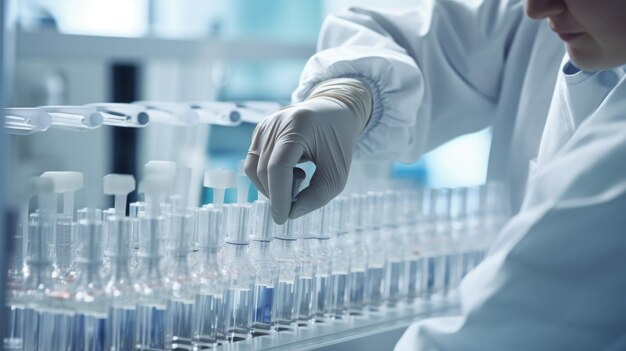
[{"x1": 245, "y1": 78, "x2": 372, "y2": 224}]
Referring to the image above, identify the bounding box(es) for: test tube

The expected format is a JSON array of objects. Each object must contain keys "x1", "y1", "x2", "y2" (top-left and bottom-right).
[
  {"x1": 248, "y1": 201, "x2": 278, "y2": 336},
  {"x1": 220, "y1": 204, "x2": 255, "y2": 342},
  {"x1": 347, "y1": 194, "x2": 368, "y2": 315},
  {"x1": 296, "y1": 211, "x2": 318, "y2": 326},
  {"x1": 40, "y1": 105, "x2": 103, "y2": 131},
  {"x1": 328, "y1": 197, "x2": 351, "y2": 319},
  {"x1": 86, "y1": 103, "x2": 150, "y2": 127},
  {"x1": 134, "y1": 101, "x2": 199, "y2": 126},
  {"x1": 188, "y1": 101, "x2": 242, "y2": 126},
  {"x1": 135, "y1": 175, "x2": 169, "y2": 351},
  {"x1": 271, "y1": 217, "x2": 301, "y2": 331},
  {"x1": 4, "y1": 107, "x2": 52, "y2": 135},
  {"x1": 192, "y1": 207, "x2": 225, "y2": 348}
]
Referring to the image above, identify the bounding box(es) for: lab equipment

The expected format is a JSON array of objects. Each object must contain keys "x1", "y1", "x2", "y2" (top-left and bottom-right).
[
  {"x1": 30, "y1": 174, "x2": 75, "y2": 351},
  {"x1": 164, "y1": 211, "x2": 195, "y2": 350},
  {"x1": 71, "y1": 217, "x2": 108, "y2": 350},
  {"x1": 188, "y1": 101, "x2": 242, "y2": 126},
  {"x1": 364, "y1": 192, "x2": 385, "y2": 312},
  {"x1": 248, "y1": 200, "x2": 279, "y2": 336},
  {"x1": 40, "y1": 105, "x2": 104, "y2": 131},
  {"x1": 235, "y1": 101, "x2": 282, "y2": 124},
  {"x1": 5, "y1": 165, "x2": 494, "y2": 350},
  {"x1": 295, "y1": 211, "x2": 318, "y2": 326},
  {"x1": 41, "y1": 171, "x2": 84, "y2": 286},
  {"x1": 4, "y1": 177, "x2": 54, "y2": 351},
  {"x1": 327, "y1": 197, "x2": 351, "y2": 319},
  {"x1": 204, "y1": 169, "x2": 237, "y2": 206},
  {"x1": 4, "y1": 107, "x2": 52, "y2": 135},
  {"x1": 271, "y1": 218, "x2": 301, "y2": 331},
  {"x1": 40, "y1": 171, "x2": 84, "y2": 218},
  {"x1": 382, "y1": 191, "x2": 406, "y2": 307},
  {"x1": 312, "y1": 207, "x2": 332, "y2": 322},
  {"x1": 86, "y1": 103, "x2": 150, "y2": 127},
  {"x1": 104, "y1": 216, "x2": 137, "y2": 351},
  {"x1": 192, "y1": 207, "x2": 225, "y2": 349},
  {"x1": 134, "y1": 101, "x2": 199, "y2": 126},
  {"x1": 102, "y1": 174, "x2": 136, "y2": 276},
  {"x1": 404, "y1": 189, "x2": 425, "y2": 304},
  {"x1": 220, "y1": 204, "x2": 255, "y2": 342},
  {"x1": 134, "y1": 175, "x2": 170, "y2": 350},
  {"x1": 103, "y1": 174, "x2": 136, "y2": 217},
  {"x1": 347, "y1": 194, "x2": 368, "y2": 315}
]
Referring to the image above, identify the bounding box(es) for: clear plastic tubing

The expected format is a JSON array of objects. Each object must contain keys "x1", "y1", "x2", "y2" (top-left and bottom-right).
[
  {"x1": 86, "y1": 103, "x2": 150, "y2": 128},
  {"x1": 133, "y1": 101, "x2": 199, "y2": 126},
  {"x1": 40, "y1": 105, "x2": 103, "y2": 131},
  {"x1": 4, "y1": 107, "x2": 52, "y2": 135},
  {"x1": 188, "y1": 101, "x2": 242, "y2": 126}
]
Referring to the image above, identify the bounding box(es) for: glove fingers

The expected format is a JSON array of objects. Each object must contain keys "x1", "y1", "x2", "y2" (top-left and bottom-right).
[
  {"x1": 245, "y1": 124, "x2": 269, "y2": 197},
  {"x1": 244, "y1": 152, "x2": 267, "y2": 198},
  {"x1": 268, "y1": 142, "x2": 305, "y2": 224},
  {"x1": 289, "y1": 166, "x2": 343, "y2": 219}
]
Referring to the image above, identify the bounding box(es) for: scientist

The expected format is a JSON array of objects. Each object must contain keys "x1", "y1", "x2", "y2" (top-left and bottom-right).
[{"x1": 245, "y1": 0, "x2": 626, "y2": 349}]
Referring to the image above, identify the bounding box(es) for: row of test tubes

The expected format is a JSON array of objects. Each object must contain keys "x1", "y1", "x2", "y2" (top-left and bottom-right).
[
  {"x1": 3, "y1": 100, "x2": 282, "y2": 135},
  {"x1": 4, "y1": 160, "x2": 510, "y2": 350}
]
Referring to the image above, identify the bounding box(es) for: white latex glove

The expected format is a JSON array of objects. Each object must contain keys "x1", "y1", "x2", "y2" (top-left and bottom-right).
[{"x1": 245, "y1": 78, "x2": 372, "y2": 224}]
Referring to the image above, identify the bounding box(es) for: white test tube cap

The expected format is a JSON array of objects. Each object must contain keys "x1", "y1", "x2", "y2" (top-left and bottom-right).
[
  {"x1": 138, "y1": 175, "x2": 170, "y2": 217},
  {"x1": 144, "y1": 160, "x2": 176, "y2": 178},
  {"x1": 103, "y1": 174, "x2": 136, "y2": 195},
  {"x1": 40, "y1": 171, "x2": 84, "y2": 193},
  {"x1": 203, "y1": 169, "x2": 237, "y2": 189}
]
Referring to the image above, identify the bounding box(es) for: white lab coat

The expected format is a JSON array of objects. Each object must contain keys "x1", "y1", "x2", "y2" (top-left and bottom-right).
[{"x1": 292, "y1": 0, "x2": 626, "y2": 349}]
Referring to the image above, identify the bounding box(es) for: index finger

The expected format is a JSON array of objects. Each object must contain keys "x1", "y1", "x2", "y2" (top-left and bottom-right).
[{"x1": 267, "y1": 142, "x2": 305, "y2": 224}]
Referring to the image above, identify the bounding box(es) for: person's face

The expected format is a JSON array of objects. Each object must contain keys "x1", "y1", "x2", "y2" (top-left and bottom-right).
[{"x1": 526, "y1": 0, "x2": 626, "y2": 71}]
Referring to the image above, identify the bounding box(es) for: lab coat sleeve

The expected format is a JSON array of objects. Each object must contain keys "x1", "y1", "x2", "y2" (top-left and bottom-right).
[
  {"x1": 395, "y1": 84, "x2": 626, "y2": 350},
  {"x1": 292, "y1": 0, "x2": 526, "y2": 162}
]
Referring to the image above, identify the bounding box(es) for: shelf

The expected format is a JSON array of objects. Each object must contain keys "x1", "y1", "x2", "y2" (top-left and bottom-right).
[{"x1": 220, "y1": 298, "x2": 460, "y2": 351}]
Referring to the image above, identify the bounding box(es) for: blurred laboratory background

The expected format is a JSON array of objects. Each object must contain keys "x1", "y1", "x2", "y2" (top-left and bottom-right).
[{"x1": 7, "y1": 0, "x2": 490, "y2": 210}]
